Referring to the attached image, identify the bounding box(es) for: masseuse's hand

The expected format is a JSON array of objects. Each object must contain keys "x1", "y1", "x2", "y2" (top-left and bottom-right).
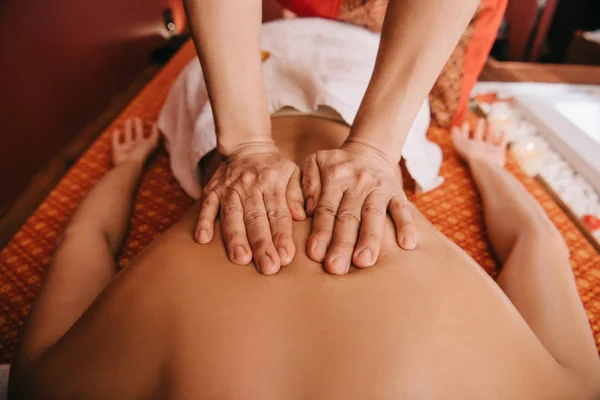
[
  {"x1": 195, "y1": 144, "x2": 306, "y2": 275},
  {"x1": 302, "y1": 141, "x2": 417, "y2": 275}
]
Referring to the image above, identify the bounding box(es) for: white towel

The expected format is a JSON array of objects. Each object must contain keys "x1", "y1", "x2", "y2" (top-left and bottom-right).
[{"x1": 158, "y1": 18, "x2": 443, "y2": 199}]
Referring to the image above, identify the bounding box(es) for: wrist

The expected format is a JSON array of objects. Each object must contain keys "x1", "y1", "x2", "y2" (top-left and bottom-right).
[
  {"x1": 217, "y1": 132, "x2": 275, "y2": 157},
  {"x1": 219, "y1": 137, "x2": 278, "y2": 159},
  {"x1": 341, "y1": 138, "x2": 399, "y2": 165},
  {"x1": 342, "y1": 136, "x2": 401, "y2": 165}
]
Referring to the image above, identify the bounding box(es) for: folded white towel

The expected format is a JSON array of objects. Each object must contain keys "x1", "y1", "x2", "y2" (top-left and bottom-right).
[{"x1": 158, "y1": 18, "x2": 443, "y2": 199}]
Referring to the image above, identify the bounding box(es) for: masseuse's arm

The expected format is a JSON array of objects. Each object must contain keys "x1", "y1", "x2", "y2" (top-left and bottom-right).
[
  {"x1": 184, "y1": 0, "x2": 306, "y2": 275},
  {"x1": 302, "y1": 0, "x2": 479, "y2": 274}
]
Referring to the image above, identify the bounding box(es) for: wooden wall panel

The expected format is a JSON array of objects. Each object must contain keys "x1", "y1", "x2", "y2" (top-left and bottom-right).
[{"x1": 0, "y1": 0, "x2": 186, "y2": 212}]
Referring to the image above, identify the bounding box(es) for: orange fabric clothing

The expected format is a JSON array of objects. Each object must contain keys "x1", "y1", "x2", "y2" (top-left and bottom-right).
[
  {"x1": 278, "y1": 0, "x2": 507, "y2": 128},
  {"x1": 452, "y1": 0, "x2": 508, "y2": 125}
]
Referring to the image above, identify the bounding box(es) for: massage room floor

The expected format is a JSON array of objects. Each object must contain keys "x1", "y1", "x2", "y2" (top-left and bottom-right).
[{"x1": 0, "y1": 41, "x2": 599, "y2": 363}]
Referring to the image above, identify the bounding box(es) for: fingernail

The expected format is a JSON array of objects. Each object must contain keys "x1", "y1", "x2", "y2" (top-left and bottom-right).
[
  {"x1": 331, "y1": 255, "x2": 348, "y2": 275},
  {"x1": 198, "y1": 229, "x2": 209, "y2": 243},
  {"x1": 402, "y1": 235, "x2": 417, "y2": 250},
  {"x1": 234, "y1": 245, "x2": 247, "y2": 260},
  {"x1": 311, "y1": 240, "x2": 327, "y2": 260},
  {"x1": 259, "y1": 255, "x2": 276, "y2": 275},
  {"x1": 306, "y1": 198, "x2": 314, "y2": 213},
  {"x1": 356, "y1": 248, "x2": 373, "y2": 266},
  {"x1": 277, "y1": 247, "x2": 289, "y2": 265}
]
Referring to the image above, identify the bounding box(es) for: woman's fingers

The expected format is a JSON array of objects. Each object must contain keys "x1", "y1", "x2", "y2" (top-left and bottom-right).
[
  {"x1": 195, "y1": 190, "x2": 220, "y2": 244},
  {"x1": 242, "y1": 189, "x2": 281, "y2": 275},
  {"x1": 353, "y1": 190, "x2": 386, "y2": 268},
  {"x1": 389, "y1": 194, "x2": 417, "y2": 250},
  {"x1": 307, "y1": 187, "x2": 343, "y2": 263},
  {"x1": 264, "y1": 187, "x2": 295, "y2": 267},
  {"x1": 124, "y1": 118, "x2": 133, "y2": 142},
  {"x1": 111, "y1": 129, "x2": 122, "y2": 148},
  {"x1": 287, "y1": 166, "x2": 306, "y2": 221},
  {"x1": 134, "y1": 117, "x2": 143, "y2": 140},
  {"x1": 325, "y1": 190, "x2": 364, "y2": 275},
  {"x1": 220, "y1": 191, "x2": 253, "y2": 266},
  {"x1": 474, "y1": 118, "x2": 485, "y2": 141},
  {"x1": 302, "y1": 154, "x2": 322, "y2": 216},
  {"x1": 461, "y1": 120, "x2": 470, "y2": 137}
]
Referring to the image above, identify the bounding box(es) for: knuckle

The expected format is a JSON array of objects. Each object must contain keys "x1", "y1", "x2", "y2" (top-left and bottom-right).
[
  {"x1": 330, "y1": 164, "x2": 350, "y2": 180},
  {"x1": 272, "y1": 230, "x2": 291, "y2": 245},
  {"x1": 243, "y1": 209, "x2": 265, "y2": 226},
  {"x1": 360, "y1": 230, "x2": 381, "y2": 242},
  {"x1": 363, "y1": 204, "x2": 386, "y2": 216},
  {"x1": 267, "y1": 206, "x2": 289, "y2": 221},
  {"x1": 222, "y1": 203, "x2": 243, "y2": 216},
  {"x1": 333, "y1": 237, "x2": 356, "y2": 250},
  {"x1": 225, "y1": 228, "x2": 245, "y2": 242},
  {"x1": 399, "y1": 218, "x2": 414, "y2": 228},
  {"x1": 203, "y1": 195, "x2": 218, "y2": 208},
  {"x1": 356, "y1": 170, "x2": 371, "y2": 185},
  {"x1": 390, "y1": 197, "x2": 408, "y2": 212},
  {"x1": 336, "y1": 209, "x2": 361, "y2": 225},
  {"x1": 313, "y1": 203, "x2": 337, "y2": 219},
  {"x1": 250, "y1": 237, "x2": 269, "y2": 251},
  {"x1": 240, "y1": 171, "x2": 256, "y2": 186},
  {"x1": 302, "y1": 177, "x2": 316, "y2": 192}
]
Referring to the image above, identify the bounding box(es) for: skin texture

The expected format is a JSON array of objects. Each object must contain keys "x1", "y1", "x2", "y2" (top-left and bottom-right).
[
  {"x1": 183, "y1": 0, "x2": 479, "y2": 273},
  {"x1": 8, "y1": 116, "x2": 600, "y2": 400}
]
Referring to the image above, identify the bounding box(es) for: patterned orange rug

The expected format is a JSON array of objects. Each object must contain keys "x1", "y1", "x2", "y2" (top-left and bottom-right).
[{"x1": 0, "y1": 41, "x2": 599, "y2": 363}]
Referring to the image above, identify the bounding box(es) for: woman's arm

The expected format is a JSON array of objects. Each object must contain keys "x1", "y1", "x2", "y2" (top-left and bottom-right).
[
  {"x1": 302, "y1": 0, "x2": 479, "y2": 273},
  {"x1": 348, "y1": 0, "x2": 479, "y2": 162},
  {"x1": 184, "y1": 0, "x2": 305, "y2": 275},
  {"x1": 183, "y1": 0, "x2": 271, "y2": 154}
]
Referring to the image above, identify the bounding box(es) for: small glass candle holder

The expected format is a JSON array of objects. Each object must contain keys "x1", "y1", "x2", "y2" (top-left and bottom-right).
[{"x1": 510, "y1": 136, "x2": 548, "y2": 177}]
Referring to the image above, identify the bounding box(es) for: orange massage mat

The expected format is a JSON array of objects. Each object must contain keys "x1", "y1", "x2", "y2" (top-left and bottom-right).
[{"x1": 1, "y1": 41, "x2": 599, "y2": 363}]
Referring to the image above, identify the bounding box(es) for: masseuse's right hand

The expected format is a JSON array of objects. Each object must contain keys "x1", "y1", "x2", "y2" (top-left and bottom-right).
[{"x1": 195, "y1": 143, "x2": 306, "y2": 275}]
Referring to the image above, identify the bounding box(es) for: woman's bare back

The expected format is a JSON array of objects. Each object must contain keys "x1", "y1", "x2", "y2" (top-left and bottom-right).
[
  {"x1": 29, "y1": 204, "x2": 567, "y2": 399},
  {"x1": 13, "y1": 116, "x2": 595, "y2": 400}
]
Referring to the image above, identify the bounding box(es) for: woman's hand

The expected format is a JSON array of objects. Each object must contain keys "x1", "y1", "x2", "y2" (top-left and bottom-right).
[
  {"x1": 195, "y1": 144, "x2": 306, "y2": 275},
  {"x1": 302, "y1": 141, "x2": 417, "y2": 275}
]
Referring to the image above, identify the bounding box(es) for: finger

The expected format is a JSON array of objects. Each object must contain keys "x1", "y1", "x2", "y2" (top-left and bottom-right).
[
  {"x1": 220, "y1": 191, "x2": 253, "y2": 266},
  {"x1": 195, "y1": 190, "x2": 220, "y2": 244},
  {"x1": 473, "y1": 118, "x2": 485, "y2": 141},
  {"x1": 389, "y1": 194, "x2": 417, "y2": 250},
  {"x1": 325, "y1": 190, "x2": 364, "y2": 275},
  {"x1": 264, "y1": 187, "x2": 295, "y2": 267},
  {"x1": 111, "y1": 129, "x2": 122, "y2": 148},
  {"x1": 461, "y1": 120, "x2": 470, "y2": 137},
  {"x1": 352, "y1": 190, "x2": 386, "y2": 268},
  {"x1": 498, "y1": 129, "x2": 509, "y2": 147},
  {"x1": 451, "y1": 126, "x2": 464, "y2": 141},
  {"x1": 484, "y1": 121, "x2": 496, "y2": 144},
  {"x1": 134, "y1": 117, "x2": 143, "y2": 140},
  {"x1": 307, "y1": 186, "x2": 343, "y2": 263},
  {"x1": 287, "y1": 166, "x2": 306, "y2": 221},
  {"x1": 301, "y1": 154, "x2": 321, "y2": 216},
  {"x1": 124, "y1": 118, "x2": 133, "y2": 142},
  {"x1": 242, "y1": 188, "x2": 280, "y2": 275}
]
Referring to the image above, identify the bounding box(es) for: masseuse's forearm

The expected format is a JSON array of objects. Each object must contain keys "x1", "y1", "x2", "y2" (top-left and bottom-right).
[
  {"x1": 183, "y1": 0, "x2": 272, "y2": 155},
  {"x1": 348, "y1": 0, "x2": 479, "y2": 162}
]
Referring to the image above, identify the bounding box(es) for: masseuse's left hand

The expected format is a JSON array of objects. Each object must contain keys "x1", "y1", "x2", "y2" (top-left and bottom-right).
[{"x1": 302, "y1": 141, "x2": 417, "y2": 275}]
